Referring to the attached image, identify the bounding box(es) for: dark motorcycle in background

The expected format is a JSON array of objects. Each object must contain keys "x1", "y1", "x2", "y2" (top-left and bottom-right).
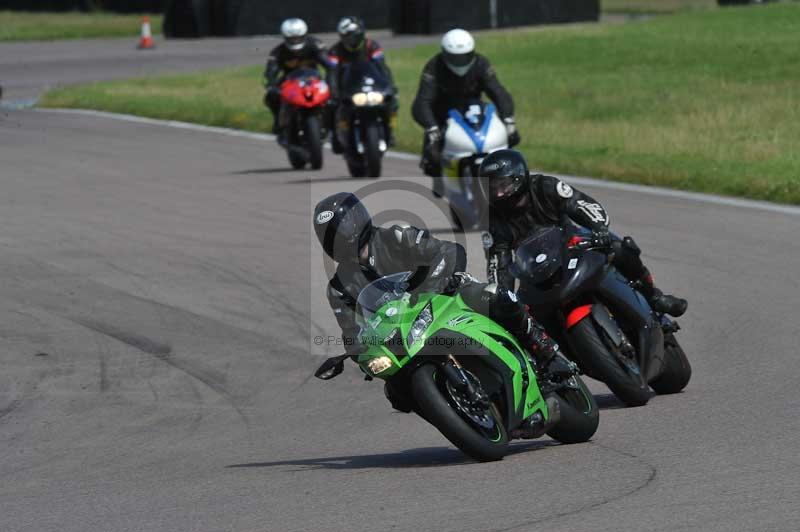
[
  {"x1": 337, "y1": 60, "x2": 395, "y2": 178},
  {"x1": 512, "y1": 226, "x2": 692, "y2": 407},
  {"x1": 278, "y1": 68, "x2": 330, "y2": 170}
]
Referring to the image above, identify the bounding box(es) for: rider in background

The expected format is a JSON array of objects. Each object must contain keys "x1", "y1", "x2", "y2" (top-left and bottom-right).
[
  {"x1": 263, "y1": 18, "x2": 332, "y2": 144},
  {"x1": 412, "y1": 29, "x2": 519, "y2": 197},
  {"x1": 327, "y1": 16, "x2": 398, "y2": 153},
  {"x1": 477, "y1": 149, "x2": 688, "y2": 318}
]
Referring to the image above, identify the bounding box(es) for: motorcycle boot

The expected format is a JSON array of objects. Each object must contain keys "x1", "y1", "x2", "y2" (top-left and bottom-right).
[
  {"x1": 636, "y1": 272, "x2": 687, "y2": 318},
  {"x1": 464, "y1": 283, "x2": 573, "y2": 380}
]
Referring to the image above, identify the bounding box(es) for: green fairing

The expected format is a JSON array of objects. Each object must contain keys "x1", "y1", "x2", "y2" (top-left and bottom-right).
[{"x1": 357, "y1": 292, "x2": 549, "y2": 425}]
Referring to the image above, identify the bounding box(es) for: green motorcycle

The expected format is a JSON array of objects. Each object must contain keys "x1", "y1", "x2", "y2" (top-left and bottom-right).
[{"x1": 325, "y1": 272, "x2": 599, "y2": 462}]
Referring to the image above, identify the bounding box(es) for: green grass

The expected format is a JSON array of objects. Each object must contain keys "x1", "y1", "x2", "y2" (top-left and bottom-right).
[
  {"x1": 602, "y1": 0, "x2": 716, "y2": 14},
  {"x1": 41, "y1": 4, "x2": 800, "y2": 204},
  {"x1": 0, "y1": 11, "x2": 161, "y2": 41}
]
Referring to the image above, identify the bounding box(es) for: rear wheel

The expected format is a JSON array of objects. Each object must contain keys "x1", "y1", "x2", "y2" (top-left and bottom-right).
[
  {"x1": 650, "y1": 333, "x2": 692, "y2": 394},
  {"x1": 305, "y1": 114, "x2": 323, "y2": 170},
  {"x1": 546, "y1": 375, "x2": 599, "y2": 444},
  {"x1": 568, "y1": 318, "x2": 651, "y2": 407},
  {"x1": 364, "y1": 122, "x2": 383, "y2": 178},
  {"x1": 411, "y1": 363, "x2": 508, "y2": 462}
]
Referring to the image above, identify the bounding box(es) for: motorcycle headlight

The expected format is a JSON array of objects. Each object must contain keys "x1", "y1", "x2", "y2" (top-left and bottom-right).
[
  {"x1": 367, "y1": 356, "x2": 393, "y2": 375},
  {"x1": 407, "y1": 303, "x2": 434, "y2": 347},
  {"x1": 366, "y1": 91, "x2": 384, "y2": 105},
  {"x1": 352, "y1": 92, "x2": 368, "y2": 106}
]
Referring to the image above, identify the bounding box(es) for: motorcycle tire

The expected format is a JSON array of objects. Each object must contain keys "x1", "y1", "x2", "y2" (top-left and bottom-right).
[
  {"x1": 347, "y1": 158, "x2": 366, "y2": 178},
  {"x1": 364, "y1": 122, "x2": 382, "y2": 178},
  {"x1": 650, "y1": 333, "x2": 692, "y2": 395},
  {"x1": 568, "y1": 318, "x2": 651, "y2": 407},
  {"x1": 305, "y1": 114, "x2": 323, "y2": 170},
  {"x1": 449, "y1": 206, "x2": 464, "y2": 231},
  {"x1": 411, "y1": 363, "x2": 508, "y2": 462},
  {"x1": 546, "y1": 375, "x2": 599, "y2": 444}
]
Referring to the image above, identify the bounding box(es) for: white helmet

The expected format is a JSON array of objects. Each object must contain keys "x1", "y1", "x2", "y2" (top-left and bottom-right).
[
  {"x1": 280, "y1": 18, "x2": 308, "y2": 51},
  {"x1": 441, "y1": 29, "x2": 476, "y2": 76}
]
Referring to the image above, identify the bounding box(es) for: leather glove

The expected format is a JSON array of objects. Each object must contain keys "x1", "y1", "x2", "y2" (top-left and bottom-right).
[
  {"x1": 314, "y1": 354, "x2": 350, "y2": 380},
  {"x1": 424, "y1": 126, "x2": 443, "y2": 163},
  {"x1": 426, "y1": 126, "x2": 442, "y2": 146},
  {"x1": 446, "y1": 271, "x2": 480, "y2": 293},
  {"x1": 504, "y1": 117, "x2": 520, "y2": 147}
]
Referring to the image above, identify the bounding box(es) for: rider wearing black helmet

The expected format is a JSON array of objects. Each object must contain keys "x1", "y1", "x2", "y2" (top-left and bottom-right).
[
  {"x1": 263, "y1": 18, "x2": 332, "y2": 142},
  {"x1": 312, "y1": 192, "x2": 570, "y2": 384},
  {"x1": 327, "y1": 16, "x2": 398, "y2": 152},
  {"x1": 477, "y1": 150, "x2": 688, "y2": 318}
]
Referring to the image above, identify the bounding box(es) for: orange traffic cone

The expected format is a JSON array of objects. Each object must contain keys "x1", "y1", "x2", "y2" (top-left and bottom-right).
[{"x1": 137, "y1": 16, "x2": 155, "y2": 50}]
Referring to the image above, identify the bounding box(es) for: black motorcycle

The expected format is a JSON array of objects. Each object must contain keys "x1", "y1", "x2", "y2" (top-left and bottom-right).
[
  {"x1": 511, "y1": 225, "x2": 692, "y2": 406},
  {"x1": 337, "y1": 60, "x2": 395, "y2": 178}
]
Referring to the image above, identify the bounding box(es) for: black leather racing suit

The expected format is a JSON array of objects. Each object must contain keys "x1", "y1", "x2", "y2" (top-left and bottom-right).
[
  {"x1": 326, "y1": 224, "x2": 542, "y2": 358},
  {"x1": 483, "y1": 174, "x2": 654, "y2": 293},
  {"x1": 327, "y1": 39, "x2": 397, "y2": 148},
  {"x1": 263, "y1": 38, "x2": 331, "y2": 123},
  {"x1": 412, "y1": 53, "x2": 514, "y2": 131},
  {"x1": 411, "y1": 53, "x2": 515, "y2": 177}
]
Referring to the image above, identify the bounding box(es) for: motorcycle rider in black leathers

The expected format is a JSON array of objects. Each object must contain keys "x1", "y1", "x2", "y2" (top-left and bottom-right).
[
  {"x1": 411, "y1": 29, "x2": 519, "y2": 197},
  {"x1": 327, "y1": 16, "x2": 398, "y2": 153},
  {"x1": 312, "y1": 192, "x2": 572, "y2": 395},
  {"x1": 263, "y1": 18, "x2": 332, "y2": 144},
  {"x1": 477, "y1": 149, "x2": 688, "y2": 318}
]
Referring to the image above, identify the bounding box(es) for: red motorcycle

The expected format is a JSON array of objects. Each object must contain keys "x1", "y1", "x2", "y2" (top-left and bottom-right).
[{"x1": 279, "y1": 68, "x2": 330, "y2": 170}]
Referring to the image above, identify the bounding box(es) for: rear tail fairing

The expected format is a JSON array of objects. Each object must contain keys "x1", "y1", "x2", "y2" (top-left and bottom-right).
[{"x1": 358, "y1": 293, "x2": 548, "y2": 431}]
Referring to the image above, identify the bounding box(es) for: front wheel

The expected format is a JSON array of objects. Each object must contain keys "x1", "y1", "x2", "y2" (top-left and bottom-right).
[
  {"x1": 411, "y1": 363, "x2": 508, "y2": 462},
  {"x1": 305, "y1": 114, "x2": 323, "y2": 170},
  {"x1": 363, "y1": 122, "x2": 383, "y2": 178},
  {"x1": 568, "y1": 318, "x2": 651, "y2": 407},
  {"x1": 650, "y1": 333, "x2": 692, "y2": 394},
  {"x1": 547, "y1": 375, "x2": 599, "y2": 444}
]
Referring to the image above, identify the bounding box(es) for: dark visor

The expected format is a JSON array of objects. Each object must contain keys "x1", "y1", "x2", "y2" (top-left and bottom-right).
[
  {"x1": 490, "y1": 176, "x2": 524, "y2": 199},
  {"x1": 444, "y1": 50, "x2": 475, "y2": 69}
]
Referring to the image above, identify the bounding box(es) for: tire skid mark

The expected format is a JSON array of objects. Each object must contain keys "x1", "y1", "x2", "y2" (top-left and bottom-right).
[
  {"x1": 68, "y1": 317, "x2": 252, "y2": 434},
  {"x1": 0, "y1": 399, "x2": 23, "y2": 422},
  {"x1": 195, "y1": 257, "x2": 320, "y2": 345},
  {"x1": 489, "y1": 443, "x2": 657, "y2": 532}
]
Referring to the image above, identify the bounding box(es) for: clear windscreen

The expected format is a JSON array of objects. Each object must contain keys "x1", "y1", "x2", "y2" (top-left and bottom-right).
[
  {"x1": 355, "y1": 272, "x2": 412, "y2": 330},
  {"x1": 341, "y1": 60, "x2": 390, "y2": 95},
  {"x1": 285, "y1": 68, "x2": 321, "y2": 81},
  {"x1": 512, "y1": 227, "x2": 564, "y2": 282}
]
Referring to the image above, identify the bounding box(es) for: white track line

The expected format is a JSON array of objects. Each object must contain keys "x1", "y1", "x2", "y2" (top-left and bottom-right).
[{"x1": 37, "y1": 107, "x2": 800, "y2": 216}]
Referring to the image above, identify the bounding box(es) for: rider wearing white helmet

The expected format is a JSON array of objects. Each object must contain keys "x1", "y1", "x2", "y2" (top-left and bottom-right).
[
  {"x1": 264, "y1": 18, "x2": 332, "y2": 138},
  {"x1": 412, "y1": 29, "x2": 518, "y2": 192}
]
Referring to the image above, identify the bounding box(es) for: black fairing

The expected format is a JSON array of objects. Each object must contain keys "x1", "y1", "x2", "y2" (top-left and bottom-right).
[
  {"x1": 514, "y1": 227, "x2": 608, "y2": 312},
  {"x1": 595, "y1": 268, "x2": 664, "y2": 382},
  {"x1": 513, "y1": 225, "x2": 666, "y2": 384}
]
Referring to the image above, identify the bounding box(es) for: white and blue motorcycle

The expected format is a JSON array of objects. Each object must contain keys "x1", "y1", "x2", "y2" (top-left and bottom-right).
[{"x1": 441, "y1": 101, "x2": 509, "y2": 230}]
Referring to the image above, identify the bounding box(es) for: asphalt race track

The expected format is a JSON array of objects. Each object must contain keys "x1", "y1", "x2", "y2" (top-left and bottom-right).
[{"x1": 1, "y1": 37, "x2": 800, "y2": 532}]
